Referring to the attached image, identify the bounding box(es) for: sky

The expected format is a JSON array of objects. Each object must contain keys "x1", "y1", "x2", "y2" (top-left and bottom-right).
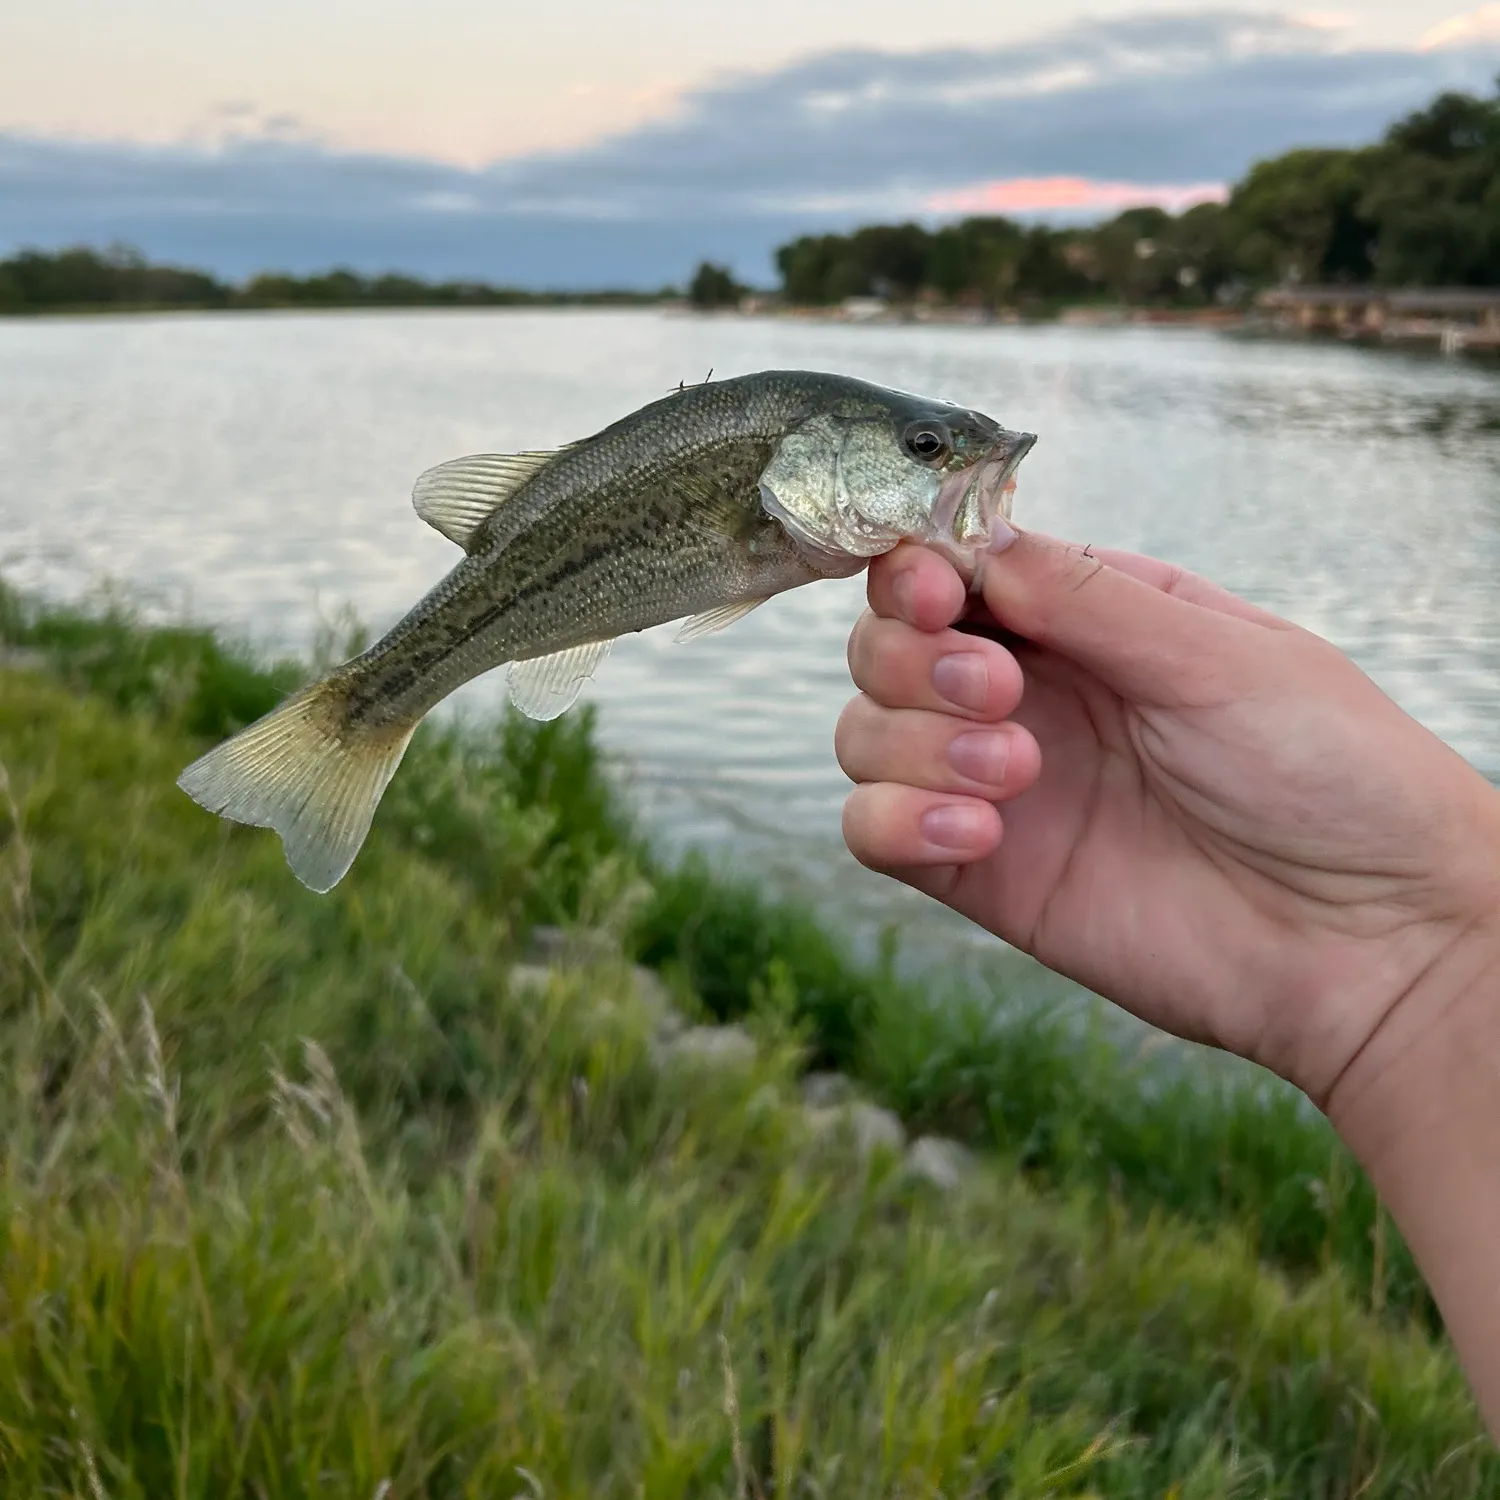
[{"x1": 3, "y1": 1, "x2": 1499, "y2": 287}]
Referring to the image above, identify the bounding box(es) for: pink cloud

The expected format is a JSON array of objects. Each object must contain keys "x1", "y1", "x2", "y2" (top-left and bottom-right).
[
  {"x1": 926, "y1": 176, "x2": 1229, "y2": 216},
  {"x1": 1419, "y1": 3, "x2": 1500, "y2": 49}
]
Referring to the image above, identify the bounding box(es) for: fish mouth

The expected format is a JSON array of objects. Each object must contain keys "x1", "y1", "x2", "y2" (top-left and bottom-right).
[{"x1": 932, "y1": 429, "x2": 1037, "y2": 548}]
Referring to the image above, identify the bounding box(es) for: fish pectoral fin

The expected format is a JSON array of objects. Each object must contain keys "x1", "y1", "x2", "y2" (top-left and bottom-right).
[
  {"x1": 674, "y1": 599, "x2": 768, "y2": 642},
  {"x1": 507, "y1": 640, "x2": 614, "y2": 721},
  {"x1": 659, "y1": 470, "x2": 762, "y2": 543},
  {"x1": 412, "y1": 447, "x2": 575, "y2": 550}
]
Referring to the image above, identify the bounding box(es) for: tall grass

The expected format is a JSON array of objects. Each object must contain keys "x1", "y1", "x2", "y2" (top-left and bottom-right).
[
  {"x1": 0, "y1": 582, "x2": 1432, "y2": 1328},
  {"x1": 0, "y1": 659, "x2": 1492, "y2": 1491}
]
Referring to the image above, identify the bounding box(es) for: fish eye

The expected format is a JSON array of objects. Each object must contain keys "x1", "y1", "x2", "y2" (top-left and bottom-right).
[{"x1": 903, "y1": 424, "x2": 951, "y2": 464}]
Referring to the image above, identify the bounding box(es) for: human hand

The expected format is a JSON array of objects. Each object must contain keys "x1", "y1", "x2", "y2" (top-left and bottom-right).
[{"x1": 837, "y1": 527, "x2": 1500, "y2": 1111}]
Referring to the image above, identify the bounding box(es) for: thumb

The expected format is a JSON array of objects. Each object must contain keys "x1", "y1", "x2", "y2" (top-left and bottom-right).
[{"x1": 977, "y1": 527, "x2": 1260, "y2": 702}]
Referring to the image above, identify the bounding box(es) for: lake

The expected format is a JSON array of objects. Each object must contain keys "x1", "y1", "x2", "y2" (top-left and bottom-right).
[{"x1": 4, "y1": 308, "x2": 1499, "y2": 980}]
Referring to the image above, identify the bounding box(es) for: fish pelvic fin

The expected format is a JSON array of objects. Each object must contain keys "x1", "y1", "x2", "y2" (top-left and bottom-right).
[
  {"x1": 176, "y1": 679, "x2": 417, "y2": 893},
  {"x1": 674, "y1": 598, "x2": 768, "y2": 642},
  {"x1": 507, "y1": 640, "x2": 614, "y2": 721}
]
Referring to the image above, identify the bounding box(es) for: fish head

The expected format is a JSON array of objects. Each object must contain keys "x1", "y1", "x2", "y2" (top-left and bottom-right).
[{"x1": 758, "y1": 386, "x2": 1036, "y2": 574}]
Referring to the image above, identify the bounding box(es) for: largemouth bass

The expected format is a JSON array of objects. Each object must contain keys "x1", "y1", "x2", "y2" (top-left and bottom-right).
[{"x1": 178, "y1": 369, "x2": 1035, "y2": 891}]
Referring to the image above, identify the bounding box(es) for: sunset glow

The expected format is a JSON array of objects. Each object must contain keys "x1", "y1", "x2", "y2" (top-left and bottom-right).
[
  {"x1": 1419, "y1": 3, "x2": 1500, "y2": 49},
  {"x1": 927, "y1": 176, "x2": 1228, "y2": 216}
]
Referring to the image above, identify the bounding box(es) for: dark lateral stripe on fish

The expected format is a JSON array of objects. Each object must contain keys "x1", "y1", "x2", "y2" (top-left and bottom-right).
[
  {"x1": 348, "y1": 530, "x2": 672, "y2": 723},
  {"x1": 444, "y1": 520, "x2": 702, "y2": 654},
  {"x1": 176, "y1": 369, "x2": 1035, "y2": 891}
]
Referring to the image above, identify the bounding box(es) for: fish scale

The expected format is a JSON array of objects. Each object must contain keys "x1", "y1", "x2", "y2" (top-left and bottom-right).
[{"x1": 177, "y1": 368, "x2": 1036, "y2": 891}]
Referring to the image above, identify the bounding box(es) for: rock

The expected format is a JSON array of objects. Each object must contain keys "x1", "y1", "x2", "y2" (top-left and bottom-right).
[
  {"x1": 507, "y1": 963, "x2": 557, "y2": 996},
  {"x1": 800, "y1": 1071, "x2": 855, "y2": 1108},
  {"x1": 629, "y1": 964, "x2": 684, "y2": 1038},
  {"x1": 0, "y1": 647, "x2": 49, "y2": 673},
  {"x1": 524, "y1": 925, "x2": 616, "y2": 966},
  {"x1": 904, "y1": 1136, "x2": 976, "y2": 1192},
  {"x1": 805, "y1": 1101, "x2": 906, "y2": 1158},
  {"x1": 746, "y1": 1082, "x2": 782, "y2": 1119},
  {"x1": 511, "y1": 944, "x2": 684, "y2": 1038},
  {"x1": 663, "y1": 1024, "x2": 758, "y2": 1070},
  {"x1": 846, "y1": 1102, "x2": 907, "y2": 1156}
]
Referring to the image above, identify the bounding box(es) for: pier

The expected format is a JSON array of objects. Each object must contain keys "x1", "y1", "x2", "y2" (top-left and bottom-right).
[{"x1": 1254, "y1": 285, "x2": 1500, "y2": 354}]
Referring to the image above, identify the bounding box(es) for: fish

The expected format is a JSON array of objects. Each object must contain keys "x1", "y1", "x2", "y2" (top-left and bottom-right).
[{"x1": 177, "y1": 369, "x2": 1036, "y2": 892}]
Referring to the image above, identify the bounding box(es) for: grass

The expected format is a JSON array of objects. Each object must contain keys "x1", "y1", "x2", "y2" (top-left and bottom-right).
[
  {"x1": 0, "y1": 582, "x2": 1491, "y2": 1491},
  {"x1": 0, "y1": 582, "x2": 1438, "y2": 1314},
  {"x1": 633, "y1": 858, "x2": 1428, "y2": 1331},
  {"x1": 0, "y1": 583, "x2": 1438, "y2": 1317}
]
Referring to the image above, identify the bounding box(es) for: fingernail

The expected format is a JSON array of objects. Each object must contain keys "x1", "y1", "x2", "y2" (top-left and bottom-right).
[
  {"x1": 920, "y1": 803, "x2": 993, "y2": 850},
  {"x1": 989, "y1": 516, "x2": 1018, "y2": 553},
  {"x1": 932, "y1": 652, "x2": 988, "y2": 711},
  {"x1": 947, "y1": 730, "x2": 1011, "y2": 785}
]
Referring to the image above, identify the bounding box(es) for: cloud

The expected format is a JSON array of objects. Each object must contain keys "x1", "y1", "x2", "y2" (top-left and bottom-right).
[
  {"x1": 491, "y1": 10, "x2": 1498, "y2": 216},
  {"x1": 928, "y1": 177, "x2": 1228, "y2": 217},
  {"x1": 2, "y1": 10, "x2": 1497, "y2": 287},
  {"x1": 1420, "y1": 3, "x2": 1500, "y2": 49}
]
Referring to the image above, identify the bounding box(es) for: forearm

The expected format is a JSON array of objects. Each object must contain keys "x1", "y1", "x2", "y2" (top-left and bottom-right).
[{"x1": 1331, "y1": 921, "x2": 1500, "y2": 1434}]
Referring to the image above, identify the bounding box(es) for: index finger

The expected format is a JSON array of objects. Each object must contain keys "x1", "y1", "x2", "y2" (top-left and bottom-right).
[{"x1": 1085, "y1": 545, "x2": 1295, "y2": 630}]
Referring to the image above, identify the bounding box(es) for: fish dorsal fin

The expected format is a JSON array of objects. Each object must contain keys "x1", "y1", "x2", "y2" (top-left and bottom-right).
[
  {"x1": 412, "y1": 448, "x2": 572, "y2": 550},
  {"x1": 507, "y1": 640, "x2": 614, "y2": 721},
  {"x1": 674, "y1": 598, "x2": 768, "y2": 642}
]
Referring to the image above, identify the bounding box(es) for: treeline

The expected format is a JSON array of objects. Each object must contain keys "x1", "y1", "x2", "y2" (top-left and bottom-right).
[
  {"x1": 0, "y1": 246, "x2": 233, "y2": 313},
  {"x1": 775, "y1": 78, "x2": 1500, "y2": 307},
  {"x1": 0, "y1": 245, "x2": 669, "y2": 314},
  {"x1": 7, "y1": 78, "x2": 1496, "y2": 317}
]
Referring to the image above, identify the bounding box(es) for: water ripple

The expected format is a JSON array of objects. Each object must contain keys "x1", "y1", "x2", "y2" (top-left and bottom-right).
[{"x1": 3, "y1": 309, "x2": 1497, "y2": 966}]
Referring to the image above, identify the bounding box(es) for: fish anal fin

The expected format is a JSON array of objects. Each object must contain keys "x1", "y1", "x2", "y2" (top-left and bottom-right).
[
  {"x1": 674, "y1": 598, "x2": 768, "y2": 642},
  {"x1": 507, "y1": 640, "x2": 614, "y2": 721},
  {"x1": 412, "y1": 448, "x2": 573, "y2": 550}
]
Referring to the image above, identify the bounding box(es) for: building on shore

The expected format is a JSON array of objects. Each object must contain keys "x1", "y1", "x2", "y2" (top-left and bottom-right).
[{"x1": 1253, "y1": 285, "x2": 1500, "y2": 354}]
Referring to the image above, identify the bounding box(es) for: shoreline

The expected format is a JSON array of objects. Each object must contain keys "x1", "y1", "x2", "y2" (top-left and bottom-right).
[
  {"x1": 0, "y1": 572, "x2": 1432, "y2": 1325},
  {"x1": 3, "y1": 572, "x2": 1495, "y2": 1488},
  {"x1": 9, "y1": 297, "x2": 1498, "y2": 362}
]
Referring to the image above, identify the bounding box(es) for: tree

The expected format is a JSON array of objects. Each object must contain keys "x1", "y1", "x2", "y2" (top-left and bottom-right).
[
  {"x1": 847, "y1": 222, "x2": 930, "y2": 300},
  {"x1": 1163, "y1": 202, "x2": 1235, "y2": 301},
  {"x1": 0, "y1": 244, "x2": 232, "y2": 309},
  {"x1": 1089, "y1": 207, "x2": 1182, "y2": 302},
  {"x1": 928, "y1": 218, "x2": 1027, "y2": 305},
  {"x1": 1227, "y1": 149, "x2": 1377, "y2": 285},
  {"x1": 687, "y1": 262, "x2": 745, "y2": 309},
  {"x1": 1360, "y1": 85, "x2": 1500, "y2": 286},
  {"x1": 1011, "y1": 227, "x2": 1093, "y2": 303}
]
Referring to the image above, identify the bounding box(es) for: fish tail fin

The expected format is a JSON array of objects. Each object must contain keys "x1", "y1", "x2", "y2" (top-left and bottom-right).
[{"x1": 176, "y1": 676, "x2": 417, "y2": 893}]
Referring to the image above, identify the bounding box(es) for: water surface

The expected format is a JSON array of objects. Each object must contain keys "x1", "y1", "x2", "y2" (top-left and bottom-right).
[{"x1": 4, "y1": 309, "x2": 1498, "y2": 981}]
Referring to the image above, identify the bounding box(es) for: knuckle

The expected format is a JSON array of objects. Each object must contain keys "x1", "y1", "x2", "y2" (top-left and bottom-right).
[
  {"x1": 841, "y1": 788, "x2": 886, "y2": 867},
  {"x1": 1063, "y1": 554, "x2": 1108, "y2": 596},
  {"x1": 833, "y1": 695, "x2": 878, "y2": 779},
  {"x1": 1031, "y1": 537, "x2": 1105, "y2": 597},
  {"x1": 1158, "y1": 562, "x2": 1190, "y2": 598},
  {"x1": 851, "y1": 620, "x2": 898, "y2": 695},
  {"x1": 865, "y1": 627, "x2": 900, "y2": 690},
  {"x1": 846, "y1": 609, "x2": 874, "y2": 679}
]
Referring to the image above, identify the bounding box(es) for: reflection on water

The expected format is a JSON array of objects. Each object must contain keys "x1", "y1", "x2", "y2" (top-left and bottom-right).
[{"x1": 2, "y1": 309, "x2": 1498, "y2": 974}]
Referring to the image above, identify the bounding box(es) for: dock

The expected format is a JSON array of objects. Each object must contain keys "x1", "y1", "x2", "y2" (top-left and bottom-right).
[{"x1": 1253, "y1": 285, "x2": 1500, "y2": 355}]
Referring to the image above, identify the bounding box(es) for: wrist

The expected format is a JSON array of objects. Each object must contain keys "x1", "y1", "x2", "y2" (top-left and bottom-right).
[
  {"x1": 1325, "y1": 769, "x2": 1500, "y2": 1139},
  {"x1": 1325, "y1": 911, "x2": 1500, "y2": 1432},
  {"x1": 1327, "y1": 911, "x2": 1500, "y2": 1158}
]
